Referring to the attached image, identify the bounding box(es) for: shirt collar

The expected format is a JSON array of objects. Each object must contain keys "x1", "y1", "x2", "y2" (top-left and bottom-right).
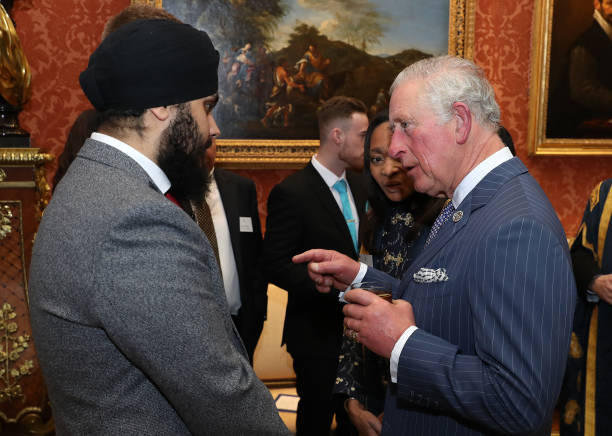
[
  {"x1": 594, "y1": 10, "x2": 612, "y2": 40},
  {"x1": 311, "y1": 155, "x2": 347, "y2": 188},
  {"x1": 91, "y1": 132, "x2": 171, "y2": 194},
  {"x1": 452, "y1": 147, "x2": 513, "y2": 207}
]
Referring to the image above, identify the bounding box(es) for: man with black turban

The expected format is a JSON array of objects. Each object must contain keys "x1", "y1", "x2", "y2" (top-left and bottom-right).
[{"x1": 28, "y1": 19, "x2": 290, "y2": 435}]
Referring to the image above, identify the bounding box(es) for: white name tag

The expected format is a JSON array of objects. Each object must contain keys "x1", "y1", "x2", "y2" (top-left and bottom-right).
[{"x1": 239, "y1": 216, "x2": 253, "y2": 232}]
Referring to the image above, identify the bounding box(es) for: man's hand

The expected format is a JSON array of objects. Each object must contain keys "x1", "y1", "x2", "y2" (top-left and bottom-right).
[
  {"x1": 345, "y1": 398, "x2": 382, "y2": 436},
  {"x1": 591, "y1": 273, "x2": 612, "y2": 305},
  {"x1": 343, "y1": 289, "x2": 415, "y2": 359},
  {"x1": 292, "y1": 249, "x2": 360, "y2": 293}
]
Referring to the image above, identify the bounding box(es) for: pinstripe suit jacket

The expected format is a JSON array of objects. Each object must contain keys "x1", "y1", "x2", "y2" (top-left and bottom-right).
[{"x1": 365, "y1": 158, "x2": 576, "y2": 435}]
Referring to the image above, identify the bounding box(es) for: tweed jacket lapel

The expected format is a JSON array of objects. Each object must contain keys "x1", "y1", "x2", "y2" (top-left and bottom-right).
[
  {"x1": 304, "y1": 162, "x2": 357, "y2": 255},
  {"x1": 77, "y1": 138, "x2": 160, "y2": 193},
  {"x1": 398, "y1": 157, "x2": 528, "y2": 297}
]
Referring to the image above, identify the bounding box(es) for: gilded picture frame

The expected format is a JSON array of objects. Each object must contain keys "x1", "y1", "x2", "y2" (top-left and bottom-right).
[
  {"x1": 528, "y1": 0, "x2": 612, "y2": 156},
  {"x1": 132, "y1": 0, "x2": 476, "y2": 168}
]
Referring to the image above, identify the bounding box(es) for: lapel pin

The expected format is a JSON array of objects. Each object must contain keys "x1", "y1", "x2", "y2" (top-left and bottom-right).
[{"x1": 452, "y1": 210, "x2": 463, "y2": 222}]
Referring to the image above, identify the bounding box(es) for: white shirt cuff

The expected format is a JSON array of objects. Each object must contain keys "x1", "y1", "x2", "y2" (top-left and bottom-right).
[
  {"x1": 338, "y1": 263, "x2": 369, "y2": 302},
  {"x1": 390, "y1": 326, "x2": 418, "y2": 383}
]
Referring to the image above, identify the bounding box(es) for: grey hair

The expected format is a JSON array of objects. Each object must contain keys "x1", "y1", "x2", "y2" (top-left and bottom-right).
[{"x1": 390, "y1": 55, "x2": 500, "y2": 129}]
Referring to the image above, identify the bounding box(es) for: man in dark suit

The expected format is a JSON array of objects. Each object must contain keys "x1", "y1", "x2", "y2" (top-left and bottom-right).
[
  {"x1": 263, "y1": 96, "x2": 369, "y2": 436},
  {"x1": 295, "y1": 56, "x2": 576, "y2": 435},
  {"x1": 196, "y1": 139, "x2": 267, "y2": 363},
  {"x1": 28, "y1": 19, "x2": 289, "y2": 435}
]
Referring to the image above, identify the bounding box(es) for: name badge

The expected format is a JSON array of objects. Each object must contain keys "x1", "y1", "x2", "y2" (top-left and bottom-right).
[{"x1": 239, "y1": 217, "x2": 253, "y2": 232}]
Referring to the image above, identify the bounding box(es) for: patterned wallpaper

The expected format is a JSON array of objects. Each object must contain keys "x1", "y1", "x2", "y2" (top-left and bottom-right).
[
  {"x1": 10, "y1": 0, "x2": 612, "y2": 236},
  {"x1": 475, "y1": 0, "x2": 612, "y2": 237}
]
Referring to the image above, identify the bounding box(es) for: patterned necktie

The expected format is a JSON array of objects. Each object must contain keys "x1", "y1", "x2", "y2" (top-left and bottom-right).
[
  {"x1": 425, "y1": 200, "x2": 455, "y2": 246},
  {"x1": 333, "y1": 179, "x2": 358, "y2": 253},
  {"x1": 190, "y1": 199, "x2": 221, "y2": 268}
]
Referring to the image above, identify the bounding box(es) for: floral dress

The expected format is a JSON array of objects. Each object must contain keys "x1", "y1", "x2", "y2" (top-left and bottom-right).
[{"x1": 333, "y1": 204, "x2": 429, "y2": 415}]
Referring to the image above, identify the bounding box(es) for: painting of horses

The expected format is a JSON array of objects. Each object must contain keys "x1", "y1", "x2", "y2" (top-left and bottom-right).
[{"x1": 160, "y1": 0, "x2": 450, "y2": 140}]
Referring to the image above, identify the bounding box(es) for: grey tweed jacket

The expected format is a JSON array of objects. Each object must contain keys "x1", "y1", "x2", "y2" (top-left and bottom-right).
[{"x1": 29, "y1": 138, "x2": 290, "y2": 435}]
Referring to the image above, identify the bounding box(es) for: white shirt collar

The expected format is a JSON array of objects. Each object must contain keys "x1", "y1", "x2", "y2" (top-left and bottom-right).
[
  {"x1": 452, "y1": 147, "x2": 513, "y2": 207},
  {"x1": 311, "y1": 155, "x2": 346, "y2": 187},
  {"x1": 594, "y1": 10, "x2": 612, "y2": 40},
  {"x1": 91, "y1": 132, "x2": 171, "y2": 194}
]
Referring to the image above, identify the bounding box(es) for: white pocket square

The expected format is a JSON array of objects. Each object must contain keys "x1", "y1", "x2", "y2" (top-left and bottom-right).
[{"x1": 413, "y1": 267, "x2": 449, "y2": 284}]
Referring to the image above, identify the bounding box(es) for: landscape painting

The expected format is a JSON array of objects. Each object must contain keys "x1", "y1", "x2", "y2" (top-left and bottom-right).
[{"x1": 161, "y1": 0, "x2": 451, "y2": 140}]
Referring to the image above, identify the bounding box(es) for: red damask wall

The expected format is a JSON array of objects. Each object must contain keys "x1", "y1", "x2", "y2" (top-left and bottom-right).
[{"x1": 11, "y1": 0, "x2": 612, "y2": 237}]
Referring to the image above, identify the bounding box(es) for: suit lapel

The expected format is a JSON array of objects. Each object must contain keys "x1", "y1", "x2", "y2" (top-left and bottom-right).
[{"x1": 400, "y1": 157, "x2": 528, "y2": 294}]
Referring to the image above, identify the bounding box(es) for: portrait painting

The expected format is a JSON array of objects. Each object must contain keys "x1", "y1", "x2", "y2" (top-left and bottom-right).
[
  {"x1": 134, "y1": 0, "x2": 475, "y2": 166},
  {"x1": 528, "y1": 0, "x2": 612, "y2": 155}
]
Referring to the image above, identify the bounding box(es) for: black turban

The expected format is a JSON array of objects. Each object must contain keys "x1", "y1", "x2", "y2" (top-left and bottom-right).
[{"x1": 79, "y1": 19, "x2": 219, "y2": 111}]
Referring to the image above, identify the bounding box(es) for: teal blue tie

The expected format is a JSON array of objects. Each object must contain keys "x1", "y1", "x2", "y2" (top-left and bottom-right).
[{"x1": 333, "y1": 179, "x2": 358, "y2": 253}]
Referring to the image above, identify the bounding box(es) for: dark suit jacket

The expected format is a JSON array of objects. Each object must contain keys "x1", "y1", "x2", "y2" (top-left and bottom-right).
[
  {"x1": 29, "y1": 139, "x2": 290, "y2": 435},
  {"x1": 365, "y1": 158, "x2": 576, "y2": 435},
  {"x1": 214, "y1": 168, "x2": 267, "y2": 361},
  {"x1": 263, "y1": 162, "x2": 367, "y2": 358}
]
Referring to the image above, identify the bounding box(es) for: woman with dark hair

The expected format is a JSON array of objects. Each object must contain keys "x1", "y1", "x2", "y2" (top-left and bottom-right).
[{"x1": 334, "y1": 111, "x2": 444, "y2": 436}]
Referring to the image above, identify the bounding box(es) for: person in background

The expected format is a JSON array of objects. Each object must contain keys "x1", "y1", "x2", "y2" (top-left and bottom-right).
[
  {"x1": 263, "y1": 96, "x2": 369, "y2": 436},
  {"x1": 180, "y1": 136, "x2": 267, "y2": 364},
  {"x1": 294, "y1": 55, "x2": 576, "y2": 435},
  {"x1": 52, "y1": 4, "x2": 180, "y2": 191},
  {"x1": 560, "y1": 178, "x2": 612, "y2": 436},
  {"x1": 334, "y1": 111, "x2": 444, "y2": 436},
  {"x1": 28, "y1": 19, "x2": 289, "y2": 435}
]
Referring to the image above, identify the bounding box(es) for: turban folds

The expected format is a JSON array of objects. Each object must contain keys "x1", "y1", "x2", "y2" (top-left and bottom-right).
[{"x1": 80, "y1": 19, "x2": 219, "y2": 111}]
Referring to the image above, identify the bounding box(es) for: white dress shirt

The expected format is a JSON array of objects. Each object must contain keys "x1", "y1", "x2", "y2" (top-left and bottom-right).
[
  {"x1": 311, "y1": 155, "x2": 360, "y2": 231},
  {"x1": 206, "y1": 170, "x2": 242, "y2": 315}
]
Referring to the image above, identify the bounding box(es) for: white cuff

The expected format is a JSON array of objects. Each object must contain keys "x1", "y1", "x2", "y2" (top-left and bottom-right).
[
  {"x1": 338, "y1": 262, "x2": 369, "y2": 302},
  {"x1": 390, "y1": 326, "x2": 418, "y2": 383}
]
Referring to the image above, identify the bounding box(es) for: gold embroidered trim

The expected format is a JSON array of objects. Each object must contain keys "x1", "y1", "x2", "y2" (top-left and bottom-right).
[
  {"x1": 569, "y1": 332, "x2": 583, "y2": 359},
  {"x1": 584, "y1": 306, "x2": 598, "y2": 436},
  {"x1": 597, "y1": 185, "x2": 612, "y2": 269},
  {"x1": 589, "y1": 181, "x2": 602, "y2": 212}
]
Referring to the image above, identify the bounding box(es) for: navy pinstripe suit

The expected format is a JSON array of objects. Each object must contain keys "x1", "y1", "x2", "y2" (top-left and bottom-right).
[{"x1": 364, "y1": 158, "x2": 576, "y2": 435}]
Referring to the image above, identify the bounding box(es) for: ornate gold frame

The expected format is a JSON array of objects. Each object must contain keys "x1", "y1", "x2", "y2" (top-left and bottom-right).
[
  {"x1": 528, "y1": 0, "x2": 612, "y2": 156},
  {"x1": 132, "y1": 0, "x2": 476, "y2": 168},
  {"x1": 0, "y1": 149, "x2": 53, "y2": 222}
]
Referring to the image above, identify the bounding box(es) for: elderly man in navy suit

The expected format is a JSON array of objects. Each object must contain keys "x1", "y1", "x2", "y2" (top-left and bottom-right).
[{"x1": 294, "y1": 55, "x2": 576, "y2": 435}]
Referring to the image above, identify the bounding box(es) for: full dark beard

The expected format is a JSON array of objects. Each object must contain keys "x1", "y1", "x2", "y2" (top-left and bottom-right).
[{"x1": 157, "y1": 105, "x2": 211, "y2": 203}]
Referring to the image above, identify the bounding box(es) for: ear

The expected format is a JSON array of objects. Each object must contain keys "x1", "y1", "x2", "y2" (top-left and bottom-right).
[
  {"x1": 452, "y1": 102, "x2": 471, "y2": 145},
  {"x1": 149, "y1": 106, "x2": 172, "y2": 122},
  {"x1": 330, "y1": 127, "x2": 344, "y2": 146}
]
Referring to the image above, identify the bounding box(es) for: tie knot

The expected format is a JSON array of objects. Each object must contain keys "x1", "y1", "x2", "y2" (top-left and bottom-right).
[
  {"x1": 425, "y1": 200, "x2": 456, "y2": 246},
  {"x1": 333, "y1": 179, "x2": 347, "y2": 193},
  {"x1": 440, "y1": 200, "x2": 455, "y2": 217}
]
